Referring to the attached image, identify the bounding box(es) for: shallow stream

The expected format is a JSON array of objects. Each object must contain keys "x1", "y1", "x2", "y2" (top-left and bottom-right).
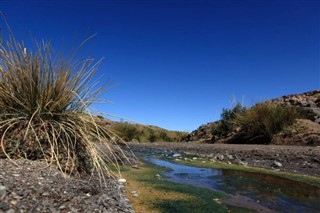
[{"x1": 143, "y1": 155, "x2": 320, "y2": 213}]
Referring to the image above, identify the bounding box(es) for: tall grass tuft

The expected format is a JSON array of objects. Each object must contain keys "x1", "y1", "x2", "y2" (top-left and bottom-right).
[
  {"x1": 236, "y1": 103, "x2": 301, "y2": 144},
  {"x1": 0, "y1": 20, "x2": 128, "y2": 182}
]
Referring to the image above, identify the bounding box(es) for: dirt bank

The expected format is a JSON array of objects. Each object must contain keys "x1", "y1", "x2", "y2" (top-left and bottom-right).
[{"x1": 128, "y1": 142, "x2": 320, "y2": 177}]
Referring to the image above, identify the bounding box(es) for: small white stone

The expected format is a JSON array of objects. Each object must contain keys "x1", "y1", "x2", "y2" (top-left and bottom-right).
[
  {"x1": 118, "y1": 178, "x2": 127, "y2": 184},
  {"x1": 59, "y1": 205, "x2": 66, "y2": 210},
  {"x1": 173, "y1": 153, "x2": 182, "y2": 158},
  {"x1": 42, "y1": 192, "x2": 50, "y2": 196},
  {"x1": 273, "y1": 161, "x2": 282, "y2": 167}
]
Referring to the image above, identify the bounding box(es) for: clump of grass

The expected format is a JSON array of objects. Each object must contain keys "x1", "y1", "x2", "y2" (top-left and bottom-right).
[
  {"x1": 236, "y1": 103, "x2": 302, "y2": 144},
  {"x1": 0, "y1": 19, "x2": 128, "y2": 182}
]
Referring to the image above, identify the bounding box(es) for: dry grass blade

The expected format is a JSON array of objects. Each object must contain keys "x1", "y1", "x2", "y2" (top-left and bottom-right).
[{"x1": 0, "y1": 15, "x2": 131, "y2": 184}]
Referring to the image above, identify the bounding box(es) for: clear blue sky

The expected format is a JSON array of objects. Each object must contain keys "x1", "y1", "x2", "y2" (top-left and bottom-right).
[{"x1": 1, "y1": 0, "x2": 319, "y2": 132}]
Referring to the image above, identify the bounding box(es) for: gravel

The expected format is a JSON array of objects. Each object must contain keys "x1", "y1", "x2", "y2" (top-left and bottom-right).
[{"x1": 0, "y1": 159, "x2": 134, "y2": 213}]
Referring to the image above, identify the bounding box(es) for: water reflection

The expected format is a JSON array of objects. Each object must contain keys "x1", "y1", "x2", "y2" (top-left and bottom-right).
[{"x1": 145, "y1": 157, "x2": 320, "y2": 213}]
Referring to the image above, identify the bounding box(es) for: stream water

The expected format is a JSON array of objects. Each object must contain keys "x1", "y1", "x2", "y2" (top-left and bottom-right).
[{"x1": 144, "y1": 156, "x2": 320, "y2": 213}]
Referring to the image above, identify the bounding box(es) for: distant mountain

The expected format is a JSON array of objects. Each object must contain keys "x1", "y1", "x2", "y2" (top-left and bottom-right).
[{"x1": 185, "y1": 90, "x2": 320, "y2": 146}]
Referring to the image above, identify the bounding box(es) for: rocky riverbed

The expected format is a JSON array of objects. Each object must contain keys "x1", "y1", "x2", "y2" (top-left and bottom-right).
[
  {"x1": 0, "y1": 159, "x2": 134, "y2": 213},
  {"x1": 129, "y1": 142, "x2": 320, "y2": 177}
]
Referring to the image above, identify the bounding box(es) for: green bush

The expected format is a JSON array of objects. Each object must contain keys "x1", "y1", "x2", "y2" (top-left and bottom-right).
[
  {"x1": 212, "y1": 103, "x2": 245, "y2": 137},
  {"x1": 236, "y1": 103, "x2": 301, "y2": 143},
  {"x1": 0, "y1": 24, "x2": 126, "y2": 179},
  {"x1": 113, "y1": 122, "x2": 141, "y2": 141}
]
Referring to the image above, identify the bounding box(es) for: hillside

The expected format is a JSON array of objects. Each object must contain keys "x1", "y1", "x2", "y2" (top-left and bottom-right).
[
  {"x1": 95, "y1": 116, "x2": 188, "y2": 143},
  {"x1": 185, "y1": 90, "x2": 320, "y2": 145}
]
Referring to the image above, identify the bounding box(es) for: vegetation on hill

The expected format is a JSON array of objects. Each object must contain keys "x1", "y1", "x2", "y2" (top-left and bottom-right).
[
  {"x1": 210, "y1": 102, "x2": 308, "y2": 144},
  {"x1": 212, "y1": 103, "x2": 245, "y2": 138},
  {"x1": 187, "y1": 98, "x2": 314, "y2": 144},
  {"x1": 111, "y1": 121, "x2": 188, "y2": 142},
  {"x1": 235, "y1": 103, "x2": 303, "y2": 144}
]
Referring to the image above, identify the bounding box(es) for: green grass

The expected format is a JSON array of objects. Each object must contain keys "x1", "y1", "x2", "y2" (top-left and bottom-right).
[{"x1": 120, "y1": 162, "x2": 252, "y2": 213}]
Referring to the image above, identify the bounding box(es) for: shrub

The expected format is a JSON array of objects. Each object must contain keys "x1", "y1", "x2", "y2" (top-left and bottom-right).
[
  {"x1": 147, "y1": 129, "x2": 157, "y2": 142},
  {"x1": 236, "y1": 103, "x2": 301, "y2": 144},
  {"x1": 0, "y1": 23, "x2": 127, "y2": 180},
  {"x1": 159, "y1": 131, "x2": 170, "y2": 141},
  {"x1": 113, "y1": 122, "x2": 141, "y2": 142},
  {"x1": 212, "y1": 103, "x2": 245, "y2": 137}
]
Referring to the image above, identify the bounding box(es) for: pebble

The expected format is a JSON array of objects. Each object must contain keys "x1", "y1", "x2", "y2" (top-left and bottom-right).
[
  {"x1": 0, "y1": 185, "x2": 7, "y2": 196},
  {"x1": 214, "y1": 154, "x2": 224, "y2": 161},
  {"x1": 173, "y1": 153, "x2": 182, "y2": 158},
  {"x1": 59, "y1": 205, "x2": 66, "y2": 210},
  {"x1": 10, "y1": 200, "x2": 17, "y2": 205},
  {"x1": 273, "y1": 161, "x2": 283, "y2": 167},
  {"x1": 132, "y1": 165, "x2": 139, "y2": 169},
  {"x1": 130, "y1": 191, "x2": 139, "y2": 197},
  {"x1": 42, "y1": 192, "x2": 50, "y2": 196},
  {"x1": 227, "y1": 154, "x2": 234, "y2": 160},
  {"x1": 118, "y1": 178, "x2": 127, "y2": 184}
]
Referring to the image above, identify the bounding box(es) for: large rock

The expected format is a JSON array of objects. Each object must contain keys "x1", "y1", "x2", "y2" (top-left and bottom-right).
[{"x1": 267, "y1": 90, "x2": 320, "y2": 124}]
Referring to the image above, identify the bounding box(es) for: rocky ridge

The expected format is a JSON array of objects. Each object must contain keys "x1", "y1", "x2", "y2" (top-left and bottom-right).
[
  {"x1": 185, "y1": 90, "x2": 320, "y2": 145},
  {"x1": 267, "y1": 90, "x2": 320, "y2": 123}
]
